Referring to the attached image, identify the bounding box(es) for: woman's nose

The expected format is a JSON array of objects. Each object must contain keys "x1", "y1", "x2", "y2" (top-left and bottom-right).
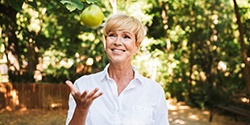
[{"x1": 114, "y1": 36, "x2": 122, "y2": 45}]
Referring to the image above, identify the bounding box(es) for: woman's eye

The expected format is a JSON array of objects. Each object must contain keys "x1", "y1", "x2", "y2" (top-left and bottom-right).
[
  {"x1": 124, "y1": 35, "x2": 131, "y2": 39},
  {"x1": 108, "y1": 33, "x2": 115, "y2": 37}
]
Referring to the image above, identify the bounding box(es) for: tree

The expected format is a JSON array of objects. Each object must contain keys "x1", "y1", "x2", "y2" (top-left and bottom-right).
[
  {"x1": 233, "y1": 0, "x2": 250, "y2": 94},
  {"x1": 0, "y1": 0, "x2": 108, "y2": 83}
]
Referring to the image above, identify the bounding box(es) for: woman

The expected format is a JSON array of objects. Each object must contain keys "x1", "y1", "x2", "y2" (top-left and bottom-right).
[{"x1": 65, "y1": 13, "x2": 170, "y2": 125}]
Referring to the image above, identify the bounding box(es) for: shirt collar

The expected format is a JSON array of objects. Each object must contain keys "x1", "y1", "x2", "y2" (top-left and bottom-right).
[{"x1": 100, "y1": 63, "x2": 144, "y2": 85}]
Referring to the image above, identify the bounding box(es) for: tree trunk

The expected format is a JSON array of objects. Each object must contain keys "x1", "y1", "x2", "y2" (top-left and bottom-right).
[
  {"x1": 27, "y1": 41, "x2": 38, "y2": 77},
  {"x1": 233, "y1": 0, "x2": 250, "y2": 93}
]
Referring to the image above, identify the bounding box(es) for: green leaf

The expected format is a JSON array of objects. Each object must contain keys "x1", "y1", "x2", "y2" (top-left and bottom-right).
[
  {"x1": 60, "y1": 0, "x2": 84, "y2": 12},
  {"x1": 86, "y1": 0, "x2": 98, "y2": 4},
  {"x1": 66, "y1": 4, "x2": 77, "y2": 12},
  {"x1": 60, "y1": 0, "x2": 71, "y2": 4}
]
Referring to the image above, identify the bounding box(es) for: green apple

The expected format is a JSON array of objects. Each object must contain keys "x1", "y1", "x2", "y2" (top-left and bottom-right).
[{"x1": 80, "y1": 4, "x2": 104, "y2": 28}]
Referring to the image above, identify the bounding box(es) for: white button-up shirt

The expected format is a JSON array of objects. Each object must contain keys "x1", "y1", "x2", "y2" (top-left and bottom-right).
[{"x1": 66, "y1": 64, "x2": 170, "y2": 125}]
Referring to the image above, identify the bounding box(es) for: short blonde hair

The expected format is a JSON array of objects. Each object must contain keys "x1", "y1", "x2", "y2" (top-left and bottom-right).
[{"x1": 103, "y1": 13, "x2": 146, "y2": 46}]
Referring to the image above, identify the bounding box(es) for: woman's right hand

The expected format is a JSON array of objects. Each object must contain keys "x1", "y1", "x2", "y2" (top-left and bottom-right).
[{"x1": 65, "y1": 80, "x2": 103, "y2": 110}]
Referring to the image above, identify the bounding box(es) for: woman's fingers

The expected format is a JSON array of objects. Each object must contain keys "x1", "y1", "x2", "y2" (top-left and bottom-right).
[
  {"x1": 93, "y1": 91, "x2": 103, "y2": 99},
  {"x1": 80, "y1": 90, "x2": 89, "y2": 98},
  {"x1": 65, "y1": 80, "x2": 78, "y2": 95},
  {"x1": 87, "y1": 88, "x2": 99, "y2": 97},
  {"x1": 87, "y1": 88, "x2": 103, "y2": 99},
  {"x1": 65, "y1": 80, "x2": 103, "y2": 108}
]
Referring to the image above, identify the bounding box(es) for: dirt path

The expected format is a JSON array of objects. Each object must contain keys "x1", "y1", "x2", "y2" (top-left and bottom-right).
[
  {"x1": 0, "y1": 100, "x2": 248, "y2": 125},
  {"x1": 167, "y1": 99, "x2": 247, "y2": 125},
  {"x1": 0, "y1": 109, "x2": 67, "y2": 125}
]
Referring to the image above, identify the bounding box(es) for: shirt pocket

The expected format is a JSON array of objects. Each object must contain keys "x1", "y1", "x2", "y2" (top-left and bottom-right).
[{"x1": 125, "y1": 105, "x2": 155, "y2": 125}]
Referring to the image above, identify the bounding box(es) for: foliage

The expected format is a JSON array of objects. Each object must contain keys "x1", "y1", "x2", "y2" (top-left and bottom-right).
[{"x1": 0, "y1": 0, "x2": 250, "y2": 109}]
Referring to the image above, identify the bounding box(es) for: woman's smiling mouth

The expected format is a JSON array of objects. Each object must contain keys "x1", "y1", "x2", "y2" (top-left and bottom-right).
[{"x1": 111, "y1": 48, "x2": 126, "y2": 52}]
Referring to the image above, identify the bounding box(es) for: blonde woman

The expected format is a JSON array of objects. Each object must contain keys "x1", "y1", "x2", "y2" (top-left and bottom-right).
[{"x1": 65, "y1": 13, "x2": 170, "y2": 125}]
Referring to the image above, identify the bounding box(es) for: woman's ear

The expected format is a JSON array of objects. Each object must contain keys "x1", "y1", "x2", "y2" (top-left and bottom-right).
[
  {"x1": 103, "y1": 36, "x2": 106, "y2": 50},
  {"x1": 135, "y1": 46, "x2": 140, "y2": 54}
]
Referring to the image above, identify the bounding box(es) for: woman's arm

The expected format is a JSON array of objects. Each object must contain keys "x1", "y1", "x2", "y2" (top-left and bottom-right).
[{"x1": 66, "y1": 81, "x2": 103, "y2": 125}]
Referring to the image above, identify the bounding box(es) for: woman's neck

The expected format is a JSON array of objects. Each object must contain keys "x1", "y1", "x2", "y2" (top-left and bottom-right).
[
  {"x1": 108, "y1": 63, "x2": 134, "y2": 95},
  {"x1": 108, "y1": 64, "x2": 134, "y2": 80}
]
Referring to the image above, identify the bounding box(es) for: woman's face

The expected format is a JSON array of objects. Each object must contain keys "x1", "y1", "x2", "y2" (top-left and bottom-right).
[{"x1": 105, "y1": 30, "x2": 138, "y2": 64}]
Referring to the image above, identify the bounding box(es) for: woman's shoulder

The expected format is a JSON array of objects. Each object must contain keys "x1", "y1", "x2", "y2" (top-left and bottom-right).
[{"x1": 138, "y1": 75, "x2": 163, "y2": 89}]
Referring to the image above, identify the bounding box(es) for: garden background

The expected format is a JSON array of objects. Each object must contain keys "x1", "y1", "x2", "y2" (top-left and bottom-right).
[{"x1": 0, "y1": 0, "x2": 250, "y2": 124}]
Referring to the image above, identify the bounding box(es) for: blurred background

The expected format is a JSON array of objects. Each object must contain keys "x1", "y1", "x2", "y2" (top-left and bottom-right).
[{"x1": 0, "y1": 0, "x2": 250, "y2": 124}]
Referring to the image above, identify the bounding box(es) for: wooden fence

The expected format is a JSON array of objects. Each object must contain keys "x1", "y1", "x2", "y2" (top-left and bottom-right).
[{"x1": 0, "y1": 83, "x2": 70, "y2": 110}]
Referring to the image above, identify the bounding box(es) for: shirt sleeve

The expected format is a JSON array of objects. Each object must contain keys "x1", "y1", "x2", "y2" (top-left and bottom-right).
[
  {"x1": 65, "y1": 76, "x2": 91, "y2": 125},
  {"x1": 65, "y1": 93, "x2": 76, "y2": 125},
  {"x1": 65, "y1": 79, "x2": 81, "y2": 125},
  {"x1": 154, "y1": 88, "x2": 170, "y2": 125}
]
